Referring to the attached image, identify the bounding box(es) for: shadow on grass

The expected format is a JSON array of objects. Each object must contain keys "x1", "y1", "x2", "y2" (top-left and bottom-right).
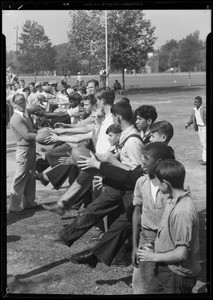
[
  {"x1": 7, "y1": 207, "x2": 45, "y2": 226},
  {"x1": 7, "y1": 235, "x2": 21, "y2": 243},
  {"x1": 8, "y1": 258, "x2": 70, "y2": 280},
  {"x1": 125, "y1": 85, "x2": 204, "y2": 95},
  {"x1": 96, "y1": 275, "x2": 132, "y2": 287}
]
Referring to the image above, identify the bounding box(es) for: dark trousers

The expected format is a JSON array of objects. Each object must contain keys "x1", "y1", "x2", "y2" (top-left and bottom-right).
[
  {"x1": 92, "y1": 191, "x2": 134, "y2": 266},
  {"x1": 46, "y1": 164, "x2": 79, "y2": 190},
  {"x1": 58, "y1": 186, "x2": 124, "y2": 246}
]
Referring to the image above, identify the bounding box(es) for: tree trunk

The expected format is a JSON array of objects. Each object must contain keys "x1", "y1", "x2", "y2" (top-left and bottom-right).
[
  {"x1": 188, "y1": 71, "x2": 191, "y2": 87},
  {"x1": 122, "y1": 68, "x2": 125, "y2": 90}
]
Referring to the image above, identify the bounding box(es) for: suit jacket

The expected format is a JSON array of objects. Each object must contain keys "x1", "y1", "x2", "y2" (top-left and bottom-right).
[{"x1": 187, "y1": 106, "x2": 206, "y2": 132}]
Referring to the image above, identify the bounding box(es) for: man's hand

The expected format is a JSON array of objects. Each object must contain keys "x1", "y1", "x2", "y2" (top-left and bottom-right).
[
  {"x1": 35, "y1": 111, "x2": 45, "y2": 116},
  {"x1": 77, "y1": 152, "x2": 100, "y2": 170},
  {"x1": 58, "y1": 155, "x2": 73, "y2": 165},
  {"x1": 44, "y1": 132, "x2": 59, "y2": 144},
  {"x1": 54, "y1": 122, "x2": 65, "y2": 128},
  {"x1": 92, "y1": 176, "x2": 103, "y2": 190}
]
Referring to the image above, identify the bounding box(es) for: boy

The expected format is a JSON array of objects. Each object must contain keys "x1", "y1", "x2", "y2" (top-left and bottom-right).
[
  {"x1": 149, "y1": 120, "x2": 174, "y2": 144},
  {"x1": 137, "y1": 159, "x2": 201, "y2": 294},
  {"x1": 131, "y1": 142, "x2": 175, "y2": 294},
  {"x1": 185, "y1": 96, "x2": 206, "y2": 165}
]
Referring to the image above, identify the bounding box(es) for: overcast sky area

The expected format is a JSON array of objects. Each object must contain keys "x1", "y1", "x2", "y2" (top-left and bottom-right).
[{"x1": 2, "y1": 9, "x2": 211, "y2": 52}]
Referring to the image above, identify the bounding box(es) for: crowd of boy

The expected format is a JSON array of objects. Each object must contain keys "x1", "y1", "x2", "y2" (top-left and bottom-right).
[{"x1": 6, "y1": 69, "x2": 205, "y2": 294}]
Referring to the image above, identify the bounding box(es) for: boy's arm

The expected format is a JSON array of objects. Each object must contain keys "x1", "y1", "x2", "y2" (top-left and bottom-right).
[
  {"x1": 185, "y1": 112, "x2": 194, "y2": 128},
  {"x1": 53, "y1": 124, "x2": 94, "y2": 135},
  {"x1": 132, "y1": 205, "x2": 142, "y2": 267},
  {"x1": 137, "y1": 245, "x2": 188, "y2": 264},
  {"x1": 45, "y1": 131, "x2": 93, "y2": 144}
]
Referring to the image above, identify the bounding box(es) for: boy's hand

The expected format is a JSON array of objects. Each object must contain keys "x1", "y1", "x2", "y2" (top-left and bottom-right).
[
  {"x1": 58, "y1": 153, "x2": 72, "y2": 165},
  {"x1": 131, "y1": 246, "x2": 139, "y2": 268},
  {"x1": 137, "y1": 245, "x2": 155, "y2": 262},
  {"x1": 185, "y1": 124, "x2": 189, "y2": 129}
]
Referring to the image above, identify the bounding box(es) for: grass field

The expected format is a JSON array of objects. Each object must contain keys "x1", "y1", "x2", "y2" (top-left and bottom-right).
[
  {"x1": 21, "y1": 71, "x2": 206, "y2": 90},
  {"x1": 6, "y1": 76, "x2": 207, "y2": 295}
]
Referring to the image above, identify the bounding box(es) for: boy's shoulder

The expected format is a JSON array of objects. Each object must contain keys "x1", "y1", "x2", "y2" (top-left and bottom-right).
[{"x1": 136, "y1": 174, "x2": 149, "y2": 186}]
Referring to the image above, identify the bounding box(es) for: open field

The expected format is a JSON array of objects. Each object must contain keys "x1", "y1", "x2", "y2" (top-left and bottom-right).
[
  {"x1": 20, "y1": 71, "x2": 206, "y2": 89},
  {"x1": 5, "y1": 79, "x2": 208, "y2": 295}
]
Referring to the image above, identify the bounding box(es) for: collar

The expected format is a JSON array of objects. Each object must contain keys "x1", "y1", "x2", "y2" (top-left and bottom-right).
[
  {"x1": 194, "y1": 105, "x2": 203, "y2": 112},
  {"x1": 169, "y1": 186, "x2": 191, "y2": 205},
  {"x1": 14, "y1": 109, "x2": 28, "y2": 118},
  {"x1": 120, "y1": 124, "x2": 136, "y2": 140}
]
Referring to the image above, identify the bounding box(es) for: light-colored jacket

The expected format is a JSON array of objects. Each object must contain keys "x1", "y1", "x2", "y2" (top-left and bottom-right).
[{"x1": 186, "y1": 106, "x2": 206, "y2": 132}]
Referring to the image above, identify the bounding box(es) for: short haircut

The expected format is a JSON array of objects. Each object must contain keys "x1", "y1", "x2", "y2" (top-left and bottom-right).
[
  {"x1": 143, "y1": 142, "x2": 175, "y2": 161},
  {"x1": 98, "y1": 87, "x2": 115, "y2": 106},
  {"x1": 120, "y1": 97, "x2": 130, "y2": 104},
  {"x1": 111, "y1": 100, "x2": 132, "y2": 122},
  {"x1": 83, "y1": 93, "x2": 97, "y2": 106},
  {"x1": 86, "y1": 79, "x2": 99, "y2": 88},
  {"x1": 29, "y1": 82, "x2": 35, "y2": 87},
  {"x1": 155, "y1": 159, "x2": 185, "y2": 189},
  {"x1": 149, "y1": 120, "x2": 174, "y2": 144},
  {"x1": 195, "y1": 96, "x2": 202, "y2": 102},
  {"x1": 19, "y1": 79, "x2": 25, "y2": 84},
  {"x1": 134, "y1": 105, "x2": 158, "y2": 123},
  {"x1": 68, "y1": 92, "x2": 82, "y2": 104},
  {"x1": 106, "y1": 124, "x2": 122, "y2": 135}
]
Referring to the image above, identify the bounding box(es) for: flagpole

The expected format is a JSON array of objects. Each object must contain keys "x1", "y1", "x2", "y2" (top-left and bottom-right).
[{"x1": 105, "y1": 10, "x2": 109, "y2": 87}]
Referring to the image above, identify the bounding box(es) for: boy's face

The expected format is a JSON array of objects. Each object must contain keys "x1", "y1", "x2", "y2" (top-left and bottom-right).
[
  {"x1": 149, "y1": 132, "x2": 166, "y2": 143},
  {"x1": 155, "y1": 177, "x2": 169, "y2": 194},
  {"x1": 142, "y1": 149, "x2": 160, "y2": 175},
  {"x1": 108, "y1": 132, "x2": 120, "y2": 146},
  {"x1": 69, "y1": 99, "x2": 78, "y2": 108},
  {"x1": 83, "y1": 100, "x2": 93, "y2": 114},
  {"x1": 194, "y1": 99, "x2": 202, "y2": 109},
  {"x1": 135, "y1": 115, "x2": 149, "y2": 133}
]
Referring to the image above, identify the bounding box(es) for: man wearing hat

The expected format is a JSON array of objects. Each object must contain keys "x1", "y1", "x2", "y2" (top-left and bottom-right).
[
  {"x1": 9, "y1": 94, "x2": 38, "y2": 214},
  {"x1": 35, "y1": 82, "x2": 44, "y2": 95}
]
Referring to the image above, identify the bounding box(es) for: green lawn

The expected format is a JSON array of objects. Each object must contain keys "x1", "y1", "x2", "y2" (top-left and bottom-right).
[{"x1": 20, "y1": 72, "x2": 206, "y2": 90}]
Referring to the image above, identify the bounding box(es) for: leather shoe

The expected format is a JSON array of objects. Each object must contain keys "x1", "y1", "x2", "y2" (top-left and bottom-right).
[
  {"x1": 30, "y1": 170, "x2": 49, "y2": 186},
  {"x1": 42, "y1": 203, "x2": 65, "y2": 216},
  {"x1": 69, "y1": 252, "x2": 98, "y2": 268}
]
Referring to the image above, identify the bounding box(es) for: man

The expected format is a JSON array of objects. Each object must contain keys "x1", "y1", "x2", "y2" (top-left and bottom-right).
[
  {"x1": 113, "y1": 80, "x2": 122, "y2": 92},
  {"x1": 134, "y1": 105, "x2": 158, "y2": 144},
  {"x1": 185, "y1": 96, "x2": 206, "y2": 165},
  {"x1": 86, "y1": 79, "x2": 99, "y2": 96},
  {"x1": 99, "y1": 66, "x2": 107, "y2": 88},
  {"x1": 9, "y1": 94, "x2": 38, "y2": 214},
  {"x1": 41, "y1": 88, "x2": 116, "y2": 214}
]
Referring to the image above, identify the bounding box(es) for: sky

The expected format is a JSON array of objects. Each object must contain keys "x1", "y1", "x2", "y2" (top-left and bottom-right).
[{"x1": 2, "y1": 9, "x2": 211, "y2": 52}]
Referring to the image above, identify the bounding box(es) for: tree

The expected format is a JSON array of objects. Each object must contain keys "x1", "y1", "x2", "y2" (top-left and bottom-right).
[
  {"x1": 179, "y1": 31, "x2": 204, "y2": 86},
  {"x1": 108, "y1": 10, "x2": 156, "y2": 89},
  {"x1": 159, "y1": 39, "x2": 180, "y2": 71},
  {"x1": 67, "y1": 10, "x2": 156, "y2": 89},
  {"x1": 17, "y1": 20, "x2": 57, "y2": 81}
]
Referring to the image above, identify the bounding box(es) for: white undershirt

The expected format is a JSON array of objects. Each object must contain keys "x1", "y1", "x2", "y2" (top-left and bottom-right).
[{"x1": 150, "y1": 180, "x2": 159, "y2": 204}]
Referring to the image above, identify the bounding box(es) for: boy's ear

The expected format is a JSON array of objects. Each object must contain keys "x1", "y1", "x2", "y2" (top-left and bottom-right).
[{"x1": 147, "y1": 118, "x2": 153, "y2": 126}]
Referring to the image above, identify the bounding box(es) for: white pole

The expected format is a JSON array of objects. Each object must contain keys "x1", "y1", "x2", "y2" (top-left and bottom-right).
[{"x1": 105, "y1": 10, "x2": 109, "y2": 87}]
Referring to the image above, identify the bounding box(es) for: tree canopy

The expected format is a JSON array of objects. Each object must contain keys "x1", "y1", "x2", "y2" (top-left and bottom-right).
[
  {"x1": 67, "y1": 10, "x2": 157, "y2": 88},
  {"x1": 17, "y1": 20, "x2": 56, "y2": 77}
]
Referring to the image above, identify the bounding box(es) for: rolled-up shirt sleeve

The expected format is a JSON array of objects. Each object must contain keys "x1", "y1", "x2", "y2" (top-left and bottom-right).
[{"x1": 133, "y1": 177, "x2": 144, "y2": 206}]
